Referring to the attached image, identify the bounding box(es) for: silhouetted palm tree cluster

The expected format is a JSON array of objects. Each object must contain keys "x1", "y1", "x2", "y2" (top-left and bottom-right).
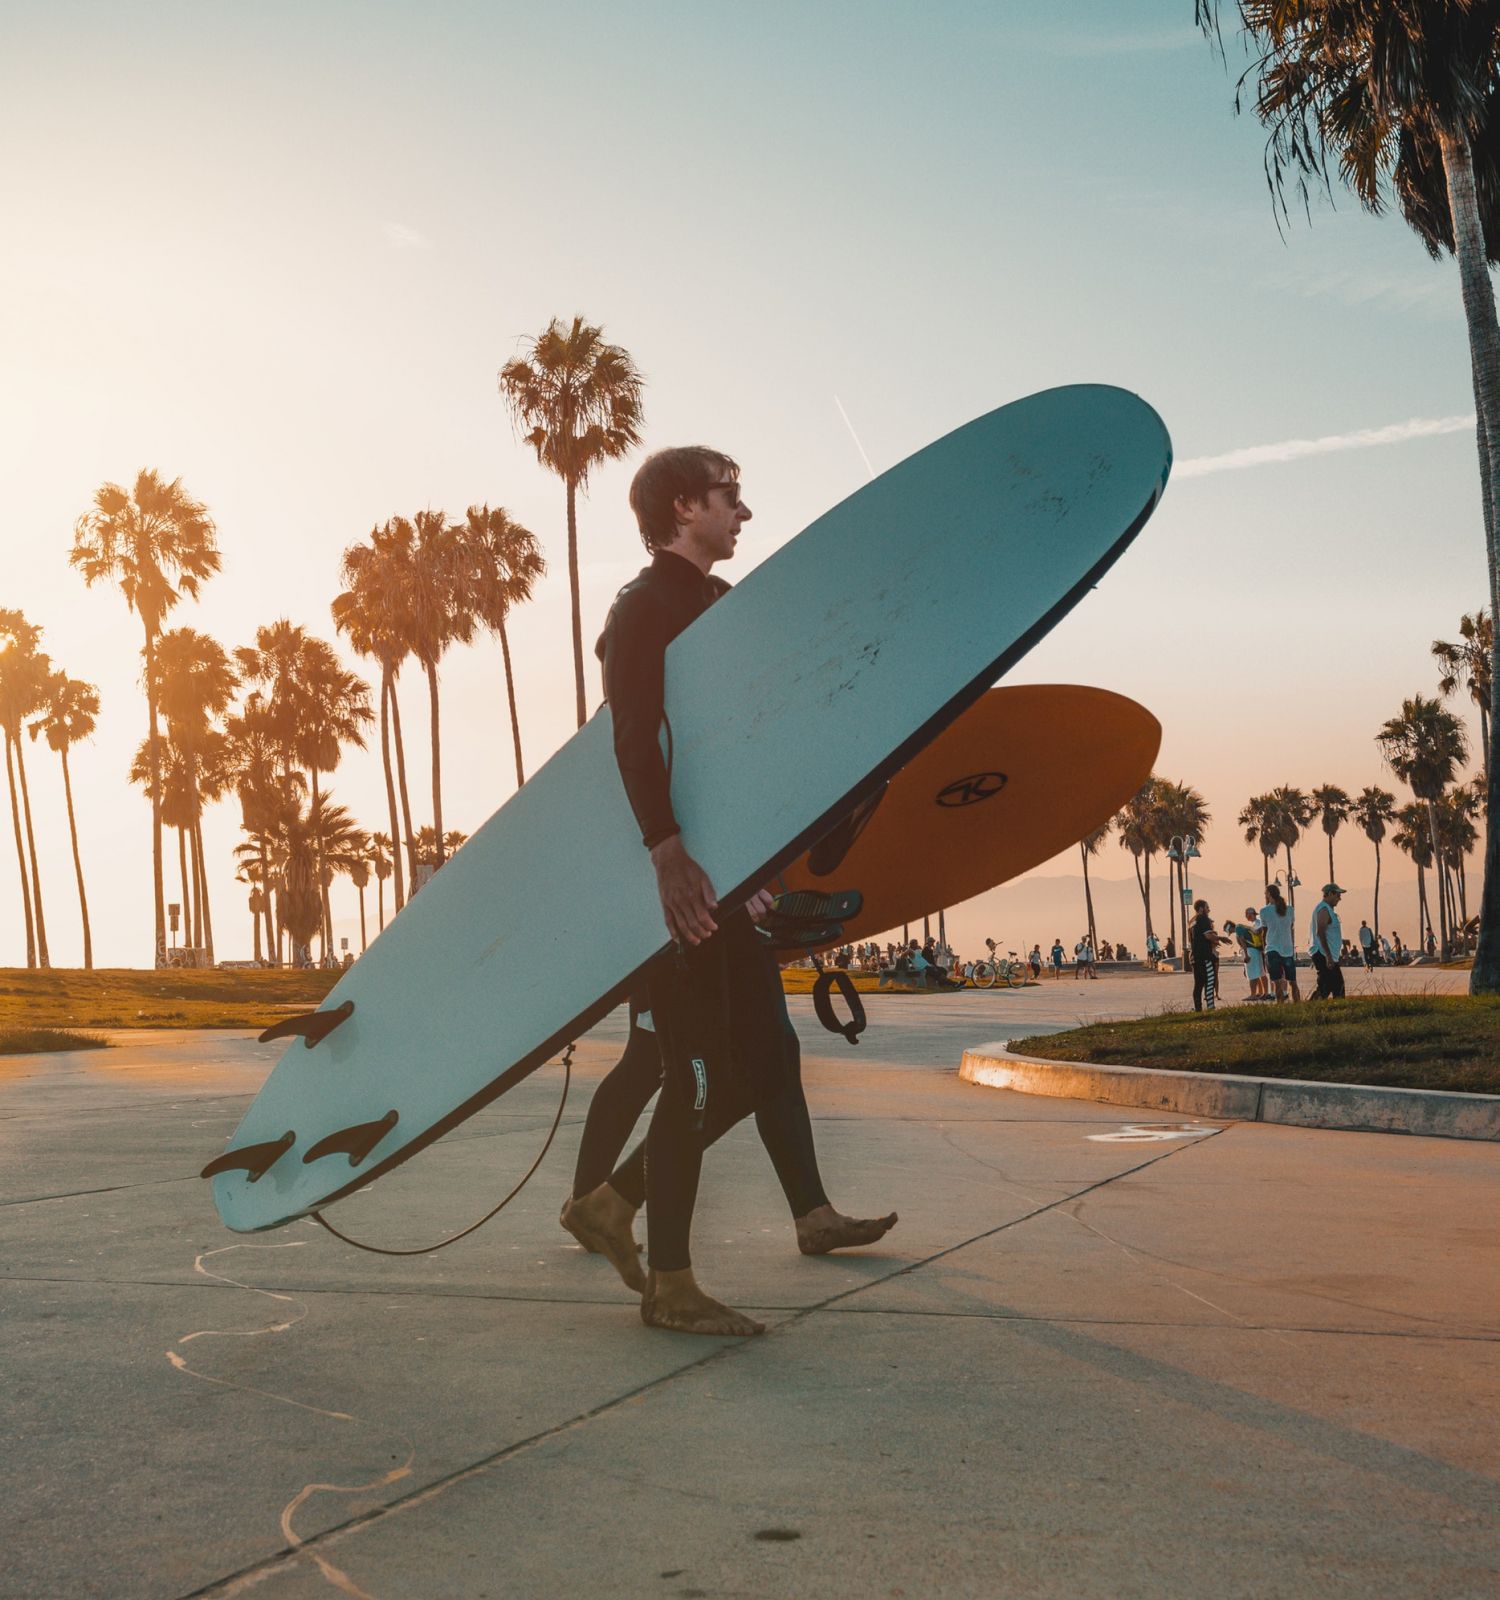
[{"x1": 1, "y1": 317, "x2": 634, "y2": 968}]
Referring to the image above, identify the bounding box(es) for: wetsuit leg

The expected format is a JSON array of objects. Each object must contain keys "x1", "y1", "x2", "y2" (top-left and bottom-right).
[
  {"x1": 610, "y1": 943, "x2": 828, "y2": 1221},
  {"x1": 642, "y1": 912, "x2": 784, "y2": 1271},
  {"x1": 571, "y1": 1019, "x2": 662, "y2": 1200}
]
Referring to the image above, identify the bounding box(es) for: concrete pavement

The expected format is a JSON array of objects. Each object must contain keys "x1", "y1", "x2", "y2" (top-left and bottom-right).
[{"x1": 3, "y1": 979, "x2": 1497, "y2": 1599}]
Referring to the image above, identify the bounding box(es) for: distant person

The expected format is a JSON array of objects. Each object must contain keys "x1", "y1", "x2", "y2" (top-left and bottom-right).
[
  {"x1": 1425, "y1": 930, "x2": 1437, "y2": 958},
  {"x1": 1379, "y1": 933, "x2": 1393, "y2": 964},
  {"x1": 1050, "y1": 937, "x2": 1065, "y2": 978},
  {"x1": 1358, "y1": 920, "x2": 1376, "y2": 969},
  {"x1": 1259, "y1": 883, "x2": 1300, "y2": 1003},
  {"x1": 1145, "y1": 930, "x2": 1162, "y2": 969},
  {"x1": 1224, "y1": 907, "x2": 1266, "y2": 999},
  {"x1": 1309, "y1": 883, "x2": 1347, "y2": 999},
  {"x1": 1189, "y1": 899, "x2": 1227, "y2": 1011},
  {"x1": 1165, "y1": 935, "x2": 1176, "y2": 961},
  {"x1": 1029, "y1": 943, "x2": 1043, "y2": 980}
]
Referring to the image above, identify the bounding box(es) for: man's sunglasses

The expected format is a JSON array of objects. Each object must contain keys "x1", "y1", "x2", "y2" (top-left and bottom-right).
[{"x1": 707, "y1": 480, "x2": 743, "y2": 508}]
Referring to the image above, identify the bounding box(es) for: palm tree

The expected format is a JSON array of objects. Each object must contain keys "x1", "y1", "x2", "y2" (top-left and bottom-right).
[
  {"x1": 151, "y1": 628, "x2": 238, "y2": 966},
  {"x1": 1115, "y1": 779, "x2": 1164, "y2": 950},
  {"x1": 235, "y1": 622, "x2": 372, "y2": 953},
  {"x1": 1078, "y1": 820, "x2": 1110, "y2": 955},
  {"x1": 412, "y1": 825, "x2": 469, "y2": 864},
  {"x1": 1378, "y1": 695, "x2": 1469, "y2": 957},
  {"x1": 499, "y1": 315, "x2": 645, "y2": 727},
  {"x1": 1194, "y1": 3, "x2": 1500, "y2": 988},
  {"x1": 370, "y1": 832, "x2": 393, "y2": 931},
  {"x1": 235, "y1": 852, "x2": 266, "y2": 965},
  {"x1": 1393, "y1": 801, "x2": 1437, "y2": 951},
  {"x1": 28, "y1": 670, "x2": 100, "y2": 969},
  {"x1": 1239, "y1": 793, "x2": 1283, "y2": 891},
  {"x1": 1311, "y1": 784, "x2": 1353, "y2": 884},
  {"x1": 334, "y1": 536, "x2": 413, "y2": 910},
  {"x1": 71, "y1": 469, "x2": 219, "y2": 964},
  {"x1": 1436, "y1": 784, "x2": 1481, "y2": 935},
  {"x1": 1353, "y1": 785, "x2": 1397, "y2": 940},
  {"x1": 461, "y1": 503, "x2": 546, "y2": 787},
  {"x1": 1433, "y1": 609, "x2": 1493, "y2": 778},
  {"x1": 349, "y1": 856, "x2": 370, "y2": 952},
  {"x1": 225, "y1": 692, "x2": 293, "y2": 964},
  {"x1": 1156, "y1": 779, "x2": 1211, "y2": 956},
  {"x1": 0, "y1": 611, "x2": 51, "y2": 967},
  {"x1": 127, "y1": 730, "x2": 198, "y2": 954},
  {"x1": 1261, "y1": 785, "x2": 1315, "y2": 909}
]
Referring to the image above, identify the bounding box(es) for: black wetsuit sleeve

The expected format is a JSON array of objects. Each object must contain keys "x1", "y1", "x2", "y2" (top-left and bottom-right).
[{"x1": 602, "y1": 588, "x2": 679, "y2": 849}]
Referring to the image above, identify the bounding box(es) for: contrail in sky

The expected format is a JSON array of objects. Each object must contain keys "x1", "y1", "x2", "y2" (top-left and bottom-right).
[
  {"x1": 834, "y1": 394, "x2": 876, "y2": 480},
  {"x1": 1177, "y1": 413, "x2": 1476, "y2": 478}
]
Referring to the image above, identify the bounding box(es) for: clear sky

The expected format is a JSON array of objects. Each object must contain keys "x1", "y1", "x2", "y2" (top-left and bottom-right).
[{"x1": 0, "y1": 0, "x2": 1488, "y2": 967}]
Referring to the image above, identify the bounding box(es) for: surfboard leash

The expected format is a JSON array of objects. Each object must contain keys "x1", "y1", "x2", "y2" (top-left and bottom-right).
[{"x1": 309, "y1": 1044, "x2": 575, "y2": 1257}]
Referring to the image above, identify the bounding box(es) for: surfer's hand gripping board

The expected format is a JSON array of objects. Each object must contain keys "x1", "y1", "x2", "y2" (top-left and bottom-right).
[{"x1": 207, "y1": 384, "x2": 1171, "y2": 1232}]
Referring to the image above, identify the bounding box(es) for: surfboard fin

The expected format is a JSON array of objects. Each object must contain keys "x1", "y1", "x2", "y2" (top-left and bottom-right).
[
  {"x1": 258, "y1": 1000, "x2": 355, "y2": 1049},
  {"x1": 302, "y1": 1110, "x2": 399, "y2": 1169},
  {"x1": 200, "y1": 1131, "x2": 296, "y2": 1183},
  {"x1": 813, "y1": 969, "x2": 867, "y2": 1046},
  {"x1": 806, "y1": 785, "x2": 886, "y2": 876}
]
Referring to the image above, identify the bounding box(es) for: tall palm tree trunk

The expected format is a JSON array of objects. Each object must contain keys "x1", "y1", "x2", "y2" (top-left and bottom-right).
[
  {"x1": 424, "y1": 659, "x2": 445, "y2": 865},
  {"x1": 389, "y1": 679, "x2": 418, "y2": 890},
  {"x1": 13, "y1": 736, "x2": 48, "y2": 967},
  {"x1": 143, "y1": 629, "x2": 167, "y2": 966},
  {"x1": 177, "y1": 827, "x2": 192, "y2": 953},
  {"x1": 311, "y1": 768, "x2": 331, "y2": 957},
  {"x1": 59, "y1": 749, "x2": 92, "y2": 969},
  {"x1": 1423, "y1": 801, "x2": 1449, "y2": 957},
  {"x1": 5, "y1": 735, "x2": 36, "y2": 966},
  {"x1": 499, "y1": 612, "x2": 525, "y2": 787},
  {"x1": 565, "y1": 476, "x2": 586, "y2": 728},
  {"x1": 250, "y1": 900, "x2": 262, "y2": 964},
  {"x1": 380, "y1": 670, "x2": 405, "y2": 911},
  {"x1": 188, "y1": 818, "x2": 202, "y2": 950},
  {"x1": 357, "y1": 884, "x2": 367, "y2": 952},
  {"x1": 1327, "y1": 834, "x2": 1335, "y2": 884},
  {"x1": 1372, "y1": 839, "x2": 1382, "y2": 944},
  {"x1": 1143, "y1": 853, "x2": 1155, "y2": 942},
  {"x1": 377, "y1": 871, "x2": 386, "y2": 932},
  {"x1": 1080, "y1": 842, "x2": 1097, "y2": 954},
  {"x1": 1441, "y1": 130, "x2": 1500, "y2": 991},
  {"x1": 1167, "y1": 859, "x2": 1179, "y2": 957},
  {"x1": 1416, "y1": 860, "x2": 1431, "y2": 949},
  {"x1": 193, "y1": 810, "x2": 215, "y2": 966},
  {"x1": 259, "y1": 836, "x2": 276, "y2": 964}
]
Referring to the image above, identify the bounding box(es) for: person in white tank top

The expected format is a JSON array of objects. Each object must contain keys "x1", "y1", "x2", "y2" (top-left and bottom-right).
[{"x1": 1310, "y1": 884, "x2": 1346, "y2": 1000}]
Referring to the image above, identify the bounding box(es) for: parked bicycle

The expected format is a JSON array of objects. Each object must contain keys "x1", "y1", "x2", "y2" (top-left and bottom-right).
[{"x1": 968, "y1": 938, "x2": 1028, "y2": 989}]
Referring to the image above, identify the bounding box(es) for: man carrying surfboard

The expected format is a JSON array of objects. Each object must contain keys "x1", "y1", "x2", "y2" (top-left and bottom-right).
[{"x1": 576, "y1": 446, "x2": 824, "y2": 1337}]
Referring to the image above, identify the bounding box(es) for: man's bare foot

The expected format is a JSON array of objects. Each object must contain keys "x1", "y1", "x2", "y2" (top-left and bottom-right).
[
  {"x1": 795, "y1": 1204, "x2": 899, "y2": 1256},
  {"x1": 640, "y1": 1268, "x2": 765, "y2": 1337},
  {"x1": 559, "y1": 1185, "x2": 646, "y2": 1292}
]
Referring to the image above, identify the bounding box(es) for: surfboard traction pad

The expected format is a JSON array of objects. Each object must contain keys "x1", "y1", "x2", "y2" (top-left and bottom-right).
[{"x1": 209, "y1": 386, "x2": 1172, "y2": 1231}]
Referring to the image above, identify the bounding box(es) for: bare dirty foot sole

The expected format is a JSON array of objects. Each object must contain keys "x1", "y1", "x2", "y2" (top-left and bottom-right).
[
  {"x1": 796, "y1": 1206, "x2": 899, "y2": 1256},
  {"x1": 560, "y1": 1190, "x2": 646, "y2": 1292},
  {"x1": 640, "y1": 1273, "x2": 765, "y2": 1338}
]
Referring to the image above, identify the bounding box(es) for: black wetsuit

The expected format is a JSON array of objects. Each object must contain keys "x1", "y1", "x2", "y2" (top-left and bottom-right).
[{"x1": 593, "y1": 550, "x2": 792, "y2": 1271}]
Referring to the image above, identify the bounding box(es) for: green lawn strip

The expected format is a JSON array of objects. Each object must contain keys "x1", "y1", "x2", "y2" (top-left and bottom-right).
[
  {"x1": 0, "y1": 1027, "x2": 109, "y2": 1055},
  {"x1": 0, "y1": 968, "x2": 340, "y2": 1032},
  {"x1": 1013, "y1": 995, "x2": 1500, "y2": 1096}
]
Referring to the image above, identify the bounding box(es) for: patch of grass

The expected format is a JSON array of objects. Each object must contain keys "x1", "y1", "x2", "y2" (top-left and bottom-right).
[
  {"x1": 0, "y1": 967, "x2": 340, "y2": 1032},
  {"x1": 1015, "y1": 994, "x2": 1500, "y2": 1095},
  {"x1": 0, "y1": 1027, "x2": 109, "y2": 1055}
]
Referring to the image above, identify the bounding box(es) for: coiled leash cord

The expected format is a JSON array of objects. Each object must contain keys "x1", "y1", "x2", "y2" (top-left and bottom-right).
[{"x1": 310, "y1": 1044, "x2": 574, "y2": 1257}]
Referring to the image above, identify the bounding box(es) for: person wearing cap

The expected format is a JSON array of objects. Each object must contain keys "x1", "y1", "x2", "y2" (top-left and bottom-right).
[{"x1": 1309, "y1": 883, "x2": 1347, "y2": 1000}]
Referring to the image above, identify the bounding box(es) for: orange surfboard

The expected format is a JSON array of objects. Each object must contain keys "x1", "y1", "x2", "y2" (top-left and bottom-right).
[{"x1": 779, "y1": 684, "x2": 1159, "y2": 946}]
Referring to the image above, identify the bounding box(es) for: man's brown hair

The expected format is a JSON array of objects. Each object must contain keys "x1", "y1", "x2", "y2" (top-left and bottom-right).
[{"x1": 629, "y1": 446, "x2": 740, "y2": 554}]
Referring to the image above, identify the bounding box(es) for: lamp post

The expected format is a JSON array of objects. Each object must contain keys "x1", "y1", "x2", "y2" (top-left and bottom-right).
[{"x1": 1165, "y1": 834, "x2": 1200, "y2": 963}]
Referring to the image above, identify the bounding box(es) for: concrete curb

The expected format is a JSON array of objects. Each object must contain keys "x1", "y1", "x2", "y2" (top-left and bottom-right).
[{"x1": 959, "y1": 1043, "x2": 1500, "y2": 1142}]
